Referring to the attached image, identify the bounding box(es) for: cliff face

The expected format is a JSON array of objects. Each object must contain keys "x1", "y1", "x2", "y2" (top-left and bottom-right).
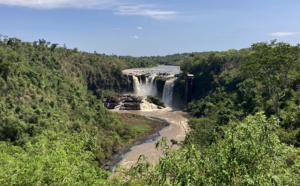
[{"x1": 120, "y1": 72, "x2": 193, "y2": 109}]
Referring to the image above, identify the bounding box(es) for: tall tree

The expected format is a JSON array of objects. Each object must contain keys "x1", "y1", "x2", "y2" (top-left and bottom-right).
[{"x1": 240, "y1": 40, "x2": 300, "y2": 123}]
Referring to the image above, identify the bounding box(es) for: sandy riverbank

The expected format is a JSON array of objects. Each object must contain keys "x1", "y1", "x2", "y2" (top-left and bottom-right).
[{"x1": 111, "y1": 107, "x2": 190, "y2": 170}]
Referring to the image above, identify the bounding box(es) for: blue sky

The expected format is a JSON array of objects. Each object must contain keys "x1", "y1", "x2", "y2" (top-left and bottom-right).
[{"x1": 0, "y1": 0, "x2": 300, "y2": 56}]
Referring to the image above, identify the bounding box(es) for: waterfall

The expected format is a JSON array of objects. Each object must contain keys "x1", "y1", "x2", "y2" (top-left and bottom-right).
[
  {"x1": 140, "y1": 77, "x2": 150, "y2": 96},
  {"x1": 149, "y1": 74, "x2": 157, "y2": 96},
  {"x1": 140, "y1": 74, "x2": 157, "y2": 97},
  {"x1": 162, "y1": 78, "x2": 177, "y2": 106},
  {"x1": 132, "y1": 75, "x2": 140, "y2": 95},
  {"x1": 132, "y1": 74, "x2": 158, "y2": 97},
  {"x1": 131, "y1": 74, "x2": 176, "y2": 106}
]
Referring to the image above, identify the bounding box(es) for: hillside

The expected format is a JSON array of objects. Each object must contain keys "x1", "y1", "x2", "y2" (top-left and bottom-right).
[
  {"x1": 1, "y1": 37, "x2": 300, "y2": 185},
  {"x1": 0, "y1": 37, "x2": 167, "y2": 184},
  {"x1": 118, "y1": 41, "x2": 300, "y2": 185}
]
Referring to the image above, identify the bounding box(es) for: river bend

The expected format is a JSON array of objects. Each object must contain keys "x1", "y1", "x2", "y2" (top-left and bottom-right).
[{"x1": 112, "y1": 107, "x2": 189, "y2": 169}]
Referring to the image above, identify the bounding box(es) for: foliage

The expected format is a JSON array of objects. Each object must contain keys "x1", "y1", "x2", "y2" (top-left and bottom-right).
[
  {"x1": 0, "y1": 36, "x2": 174, "y2": 184},
  {"x1": 0, "y1": 133, "x2": 109, "y2": 185},
  {"x1": 184, "y1": 117, "x2": 219, "y2": 149},
  {"x1": 187, "y1": 87, "x2": 242, "y2": 125},
  {"x1": 180, "y1": 49, "x2": 249, "y2": 99},
  {"x1": 240, "y1": 40, "x2": 300, "y2": 120},
  {"x1": 146, "y1": 96, "x2": 166, "y2": 108},
  {"x1": 120, "y1": 53, "x2": 189, "y2": 68},
  {"x1": 2, "y1": 35, "x2": 300, "y2": 185},
  {"x1": 124, "y1": 113, "x2": 300, "y2": 185},
  {"x1": 180, "y1": 42, "x2": 300, "y2": 147}
]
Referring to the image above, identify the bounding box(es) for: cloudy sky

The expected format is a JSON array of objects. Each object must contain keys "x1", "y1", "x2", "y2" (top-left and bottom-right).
[{"x1": 0, "y1": 0, "x2": 300, "y2": 56}]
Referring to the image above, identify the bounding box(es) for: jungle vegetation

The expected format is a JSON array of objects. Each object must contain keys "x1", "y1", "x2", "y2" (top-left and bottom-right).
[
  {"x1": 0, "y1": 36, "x2": 169, "y2": 185},
  {"x1": 120, "y1": 40, "x2": 300, "y2": 185},
  {"x1": 1, "y1": 35, "x2": 300, "y2": 185}
]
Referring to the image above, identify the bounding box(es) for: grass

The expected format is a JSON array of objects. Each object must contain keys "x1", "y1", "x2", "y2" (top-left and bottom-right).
[
  {"x1": 104, "y1": 113, "x2": 169, "y2": 169},
  {"x1": 117, "y1": 113, "x2": 160, "y2": 135}
]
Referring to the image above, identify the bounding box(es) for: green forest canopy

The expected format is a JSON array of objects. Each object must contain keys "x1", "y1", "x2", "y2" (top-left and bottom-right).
[{"x1": 1, "y1": 36, "x2": 300, "y2": 185}]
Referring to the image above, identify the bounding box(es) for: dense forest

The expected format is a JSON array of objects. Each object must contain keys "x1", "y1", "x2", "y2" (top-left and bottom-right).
[
  {"x1": 0, "y1": 36, "x2": 173, "y2": 185},
  {"x1": 126, "y1": 41, "x2": 300, "y2": 185},
  {"x1": 119, "y1": 53, "x2": 190, "y2": 67},
  {"x1": 1, "y1": 36, "x2": 300, "y2": 185}
]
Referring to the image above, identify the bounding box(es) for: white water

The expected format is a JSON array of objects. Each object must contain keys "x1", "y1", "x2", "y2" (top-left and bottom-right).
[
  {"x1": 132, "y1": 74, "x2": 158, "y2": 97},
  {"x1": 162, "y1": 78, "x2": 177, "y2": 106},
  {"x1": 132, "y1": 75, "x2": 140, "y2": 95},
  {"x1": 124, "y1": 65, "x2": 180, "y2": 99},
  {"x1": 132, "y1": 75, "x2": 177, "y2": 107},
  {"x1": 140, "y1": 98, "x2": 159, "y2": 110},
  {"x1": 149, "y1": 74, "x2": 157, "y2": 96},
  {"x1": 109, "y1": 66, "x2": 186, "y2": 174},
  {"x1": 139, "y1": 77, "x2": 150, "y2": 96}
]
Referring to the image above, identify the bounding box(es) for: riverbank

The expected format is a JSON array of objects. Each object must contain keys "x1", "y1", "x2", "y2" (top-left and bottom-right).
[
  {"x1": 111, "y1": 107, "x2": 190, "y2": 170},
  {"x1": 104, "y1": 113, "x2": 170, "y2": 171}
]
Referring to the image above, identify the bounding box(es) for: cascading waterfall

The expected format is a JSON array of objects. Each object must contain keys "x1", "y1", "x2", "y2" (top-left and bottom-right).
[
  {"x1": 162, "y1": 78, "x2": 177, "y2": 106},
  {"x1": 118, "y1": 66, "x2": 182, "y2": 111},
  {"x1": 132, "y1": 74, "x2": 158, "y2": 97},
  {"x1": 149, "y1": 74, "x2": 157, "y2": 96},
  {"x1": 132, "y1": 74, "x2": 177, "y2": 107},
  {"x1": 132, "y1": 75, "x2": 140, "y2": 95},
  {"x1": 139, "y1": 77, "x2": 150, "y2": 96}
]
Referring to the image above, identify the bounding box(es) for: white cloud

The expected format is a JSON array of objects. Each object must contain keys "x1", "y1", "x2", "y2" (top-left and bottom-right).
[
  {"x1": 115, "y1": 5, "x2": 177, "y2": 20},
  {"x1": 268, "y1": 32, "x2": 299, "y2": 37},
  {"x1": 137, "y1": 27, "x2": 143, "y2": 30},
  {"x1": 0, "y1": 1, "x2": 178, "y2": 20},
  {"x1": 0, "y1": 0, "x2": 117, "y2": 9},
  {"x1": 130, "y1": 36, "x2": 140, "y2": 39}
]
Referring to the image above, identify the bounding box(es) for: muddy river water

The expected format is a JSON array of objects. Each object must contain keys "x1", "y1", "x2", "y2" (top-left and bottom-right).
[{"x1": 112, "y1": 107, "x2": 190, "y2": 169}]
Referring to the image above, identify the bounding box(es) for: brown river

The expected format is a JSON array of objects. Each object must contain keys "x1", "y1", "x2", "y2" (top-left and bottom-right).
[{"x1": 112, "y1": 106, "x2": 190, "y2": 169}]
